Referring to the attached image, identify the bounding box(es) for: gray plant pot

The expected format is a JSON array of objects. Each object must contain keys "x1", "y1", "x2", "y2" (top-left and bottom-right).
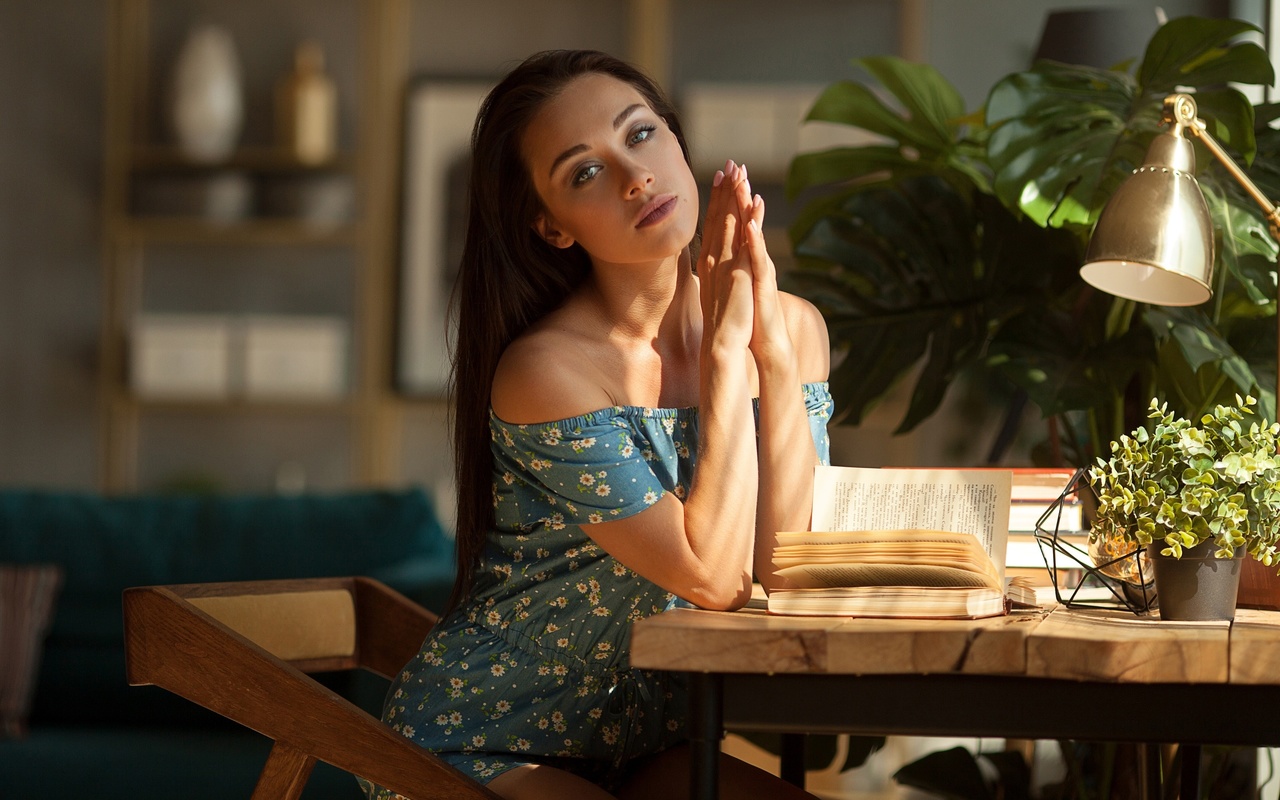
[{"x1": 1149, "y1": 540, "x2": 1243, "y2": 621}]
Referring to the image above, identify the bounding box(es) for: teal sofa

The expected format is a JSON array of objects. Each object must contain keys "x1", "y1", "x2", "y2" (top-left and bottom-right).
[{"x1": 0, "y1": 488, "x2": 456, "y2": 799}]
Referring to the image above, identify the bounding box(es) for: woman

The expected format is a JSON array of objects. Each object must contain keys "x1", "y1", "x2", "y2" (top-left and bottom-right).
[{"x1": 370, "y1": 49, "x2": 831, "y2": 800}]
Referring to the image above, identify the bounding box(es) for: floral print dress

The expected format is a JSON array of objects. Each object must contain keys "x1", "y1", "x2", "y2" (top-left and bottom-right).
[{"x1": 365, "y1": 382, "x2": 832, "y2": 795}]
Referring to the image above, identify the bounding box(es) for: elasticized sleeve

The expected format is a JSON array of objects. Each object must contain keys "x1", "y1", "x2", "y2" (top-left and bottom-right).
[
  {"x1": 490, "y1": 410, "x2": 669, "y2": 530},
  {"x1": 804, "y1": 382, "x2": 833, "y2": 467}
]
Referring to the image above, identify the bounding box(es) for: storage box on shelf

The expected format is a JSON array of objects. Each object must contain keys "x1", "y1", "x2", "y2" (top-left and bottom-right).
[
  {"x1": 130, "y1": 314, "x2": 235, "y2": 400},
  {"x1": 130, "y1": 313, "x2": 350, "y2": 402},
  {"x1": 243, "y1": 314, "x2": 350, "y2": 399}
]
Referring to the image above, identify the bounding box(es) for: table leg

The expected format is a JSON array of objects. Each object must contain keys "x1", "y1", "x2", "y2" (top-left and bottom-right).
[
  {"x1": 780, "y1": 733, "x2": 805, "y2": 787},
  {"x1": 1180, "y1": 743, "x2": 1201, "y2": 800},
  {"x1": 689, "y1": 672, "x2": 722, "y2": 800}
]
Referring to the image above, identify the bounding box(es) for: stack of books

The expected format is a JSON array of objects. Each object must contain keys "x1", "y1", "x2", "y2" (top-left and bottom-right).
[
  {"x1": 1009, "y1": 468, "x2": 1083, "y2": 532},
  {"x1": 1004, "y1": 468, "x2": 1088, "y2": 582}
]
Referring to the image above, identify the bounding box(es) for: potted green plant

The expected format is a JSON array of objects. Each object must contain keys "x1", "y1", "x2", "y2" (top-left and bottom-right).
[
  {"x1": 784, "y1": 16, "x2": 1279, "y2": 467},
  {"x1": 1087, "y1": 394, "x2": 1280, "y2": 619}
]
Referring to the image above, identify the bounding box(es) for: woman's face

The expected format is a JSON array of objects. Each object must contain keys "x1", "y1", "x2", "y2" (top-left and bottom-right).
[{"x1": 521, "y1": 73, "x2": 699, "y2": 270}]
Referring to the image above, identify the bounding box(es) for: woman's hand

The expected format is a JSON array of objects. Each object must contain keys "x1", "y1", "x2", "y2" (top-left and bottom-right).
[
  {"x1": 698, "y1": 160, "x2": 755, "y2": 355},
  {"x1": 730, "y1": 166, "x2": 797, "y2": 376}
]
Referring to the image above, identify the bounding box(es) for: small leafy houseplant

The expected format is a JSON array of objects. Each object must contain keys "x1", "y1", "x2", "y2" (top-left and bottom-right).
[{"x1": 1089, "y1": 395, "x2": 1280, "y2": 562}]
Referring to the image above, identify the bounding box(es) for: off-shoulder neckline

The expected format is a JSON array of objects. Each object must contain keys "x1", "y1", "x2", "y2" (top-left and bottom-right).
[{"x1": 489, "y1": 381, "x2": 829, "y2": 429}]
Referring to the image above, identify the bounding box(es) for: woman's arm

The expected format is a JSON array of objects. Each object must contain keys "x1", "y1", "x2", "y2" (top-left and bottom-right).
[
  {"x1": 590, "y1": 162, "x2": 761, "y2": 609},
  {"x1": 680, "y1": 162, "x2": 760, "y2": 604},
  {"x1": 733, "y1": 173, "x2": 832, "y2": 591},
  {"x1": 753, "y1": 294, "x2": 830, "y2": 591}
]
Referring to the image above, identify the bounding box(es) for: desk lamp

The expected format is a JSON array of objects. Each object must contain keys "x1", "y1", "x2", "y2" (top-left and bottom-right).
[{"x1": 1081, "y1": 93, "x2": 1280, "y2": 314}]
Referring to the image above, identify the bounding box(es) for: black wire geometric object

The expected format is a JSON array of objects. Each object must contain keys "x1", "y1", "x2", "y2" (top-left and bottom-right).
[{"x1": 1031, "y1": 468, "x2": 1156, "y2": 615}]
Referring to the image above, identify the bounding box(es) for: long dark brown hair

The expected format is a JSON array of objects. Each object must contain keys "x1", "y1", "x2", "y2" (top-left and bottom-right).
[{"x1": 446, "y1": 50, "x2": 692, "y2": 613}]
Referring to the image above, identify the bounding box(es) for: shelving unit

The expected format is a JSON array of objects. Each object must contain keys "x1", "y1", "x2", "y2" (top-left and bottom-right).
[{"x1": 99, "y1": 0, "x2": 410, "y2": 492}]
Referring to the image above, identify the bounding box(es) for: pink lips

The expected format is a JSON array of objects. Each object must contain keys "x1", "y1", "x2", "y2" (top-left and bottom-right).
[{"x1": 636, "y1": 195, "x2": 677, "y2": 228}]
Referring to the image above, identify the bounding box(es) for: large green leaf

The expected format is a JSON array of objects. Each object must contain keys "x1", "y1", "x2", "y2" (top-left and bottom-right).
[
  {"x1": 1146, "y1": 307, "x2": 1251, "y2": 372},
  {"x1": 788, "y1": 55, "x2": 987, "y2": 199},
  {"x1": 804, "y1": 58, "x2": 965, "y2": 152},
  {"x1": 1200, "y1": 179, "x2": 1276, "y2": 305},
  {"x1": 805, "y1": 81, "x2": 928, "y2": 153},
  {"x1": 1226, "y1": 312, "x2": 1278, "y2": 421},
  {"x1": 787, "y1": 178, "x2": 981, "y2": 428},
  {"x1": 1145, "y1": 307, "x2": 1260, "y2": 419},
  {"x1": 787, "y1": 145, "x2": 946, "y2": 197},
  {"x1": 859, "y1": 56, "x2": 966, "y2": 148},
  {"x1": 985, "y1": 66, "x2": 1147, "y2": 228},
  {"x1": 787, "y1": 176, "x2": 1080, "y2": 432},
  {"x1": 1191, "y1": 87, "x2": 1258, "y2": 159},
  {"x1": 1137, "y1": 17, "x2": 1270, "y2": 89},
  {"x1": 988, "y1": 296, "x2": 1151, "y2": 418}
]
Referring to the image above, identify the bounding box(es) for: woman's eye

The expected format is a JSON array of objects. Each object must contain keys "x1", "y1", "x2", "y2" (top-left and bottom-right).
[
  {"x1": 573, "y1": 164, "x2": 601, "y2": 186},
  {"x1": 629, "y1": 125, "x2": 656, "y2": 146}
]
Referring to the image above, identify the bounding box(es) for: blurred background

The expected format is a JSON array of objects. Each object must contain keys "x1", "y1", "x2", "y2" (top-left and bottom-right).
[{"x1": 0, "y1": 0, "x2": 1266, "y2": 514}]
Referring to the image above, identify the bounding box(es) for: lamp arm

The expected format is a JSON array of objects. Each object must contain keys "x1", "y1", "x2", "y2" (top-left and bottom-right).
[
  {"x1": 1167, "y1": 93, "x2": 1280, "y2": 418},
  {"x1": 1170, "y1": 93, "x2": 1280, "y2": 240}
]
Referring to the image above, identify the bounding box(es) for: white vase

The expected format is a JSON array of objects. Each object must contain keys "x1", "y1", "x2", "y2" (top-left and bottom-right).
[{"x1": 171, "y1": 25, "x2": 243, "y2": 162}]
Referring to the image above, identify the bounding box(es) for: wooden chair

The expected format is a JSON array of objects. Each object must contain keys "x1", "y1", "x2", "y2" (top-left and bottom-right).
[{"x1": 123, "y1": 577, "x2": 500, "y2": 800}]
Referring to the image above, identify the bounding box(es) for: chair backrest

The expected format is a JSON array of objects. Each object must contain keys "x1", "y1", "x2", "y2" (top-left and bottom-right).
[{"x1": 124, "y1": 577, "x2": 500, "y2": 800}]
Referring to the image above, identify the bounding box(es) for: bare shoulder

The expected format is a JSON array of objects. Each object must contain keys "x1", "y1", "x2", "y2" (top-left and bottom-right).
[
  {"x1": 491, "y1": 324, "x2": 614, "y2": 424},
  {"x1": 778, "y1": 291, "x2": 830, "y2": 383}
]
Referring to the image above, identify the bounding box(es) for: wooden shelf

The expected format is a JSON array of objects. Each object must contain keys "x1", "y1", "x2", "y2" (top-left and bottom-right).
[
  {"x1": 127, "y1": 396, "x2": 358, "y2": 415},
  {"x1": 130, "y1": 145, "x2": 356, "y2": 175},
  {"x1": 392, "y1": 393, "x2": 450, "y2": 409},
  {"x1": 112, "y1": 216, "x2": 361, "y2": 246}
]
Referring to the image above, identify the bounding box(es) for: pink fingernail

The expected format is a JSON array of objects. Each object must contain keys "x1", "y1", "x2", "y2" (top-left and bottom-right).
[{"x1": 713, "y1": 170, "x2": 724, "y2": 187}]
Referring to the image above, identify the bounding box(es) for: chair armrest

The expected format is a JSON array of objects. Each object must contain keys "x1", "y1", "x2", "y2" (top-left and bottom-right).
[
  {"x1": 124, "y1": 585, "x2": 498, "y2": 800},
  {"x1": 353, "y1": 577, "x2": 439, "y2": 679}
]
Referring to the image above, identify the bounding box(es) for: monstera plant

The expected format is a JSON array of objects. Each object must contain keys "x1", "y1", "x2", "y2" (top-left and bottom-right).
[{"x1": 785, "y1": 16, "x2": 1280, "y2": 467}]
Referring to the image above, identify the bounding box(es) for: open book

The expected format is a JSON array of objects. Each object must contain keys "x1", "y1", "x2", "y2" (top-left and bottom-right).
[{"x1": 767, "y1": 466, "x2": 1037, "y2": 619}]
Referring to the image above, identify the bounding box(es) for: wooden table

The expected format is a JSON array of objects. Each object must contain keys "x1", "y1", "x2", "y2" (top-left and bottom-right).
[{"x1": 630, "y1": 604, "x2": 1280, "y2": 800}]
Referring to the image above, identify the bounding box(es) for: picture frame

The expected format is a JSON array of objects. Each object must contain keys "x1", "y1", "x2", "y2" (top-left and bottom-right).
[{"x1": 397, "y1": 79, "x2": 492, "y2": 396}]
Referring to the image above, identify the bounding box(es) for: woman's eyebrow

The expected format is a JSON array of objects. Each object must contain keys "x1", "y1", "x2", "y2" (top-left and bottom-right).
[
  {"x1": 612, "y1": 103, "x2": 644, "y2": 130},
  {"x1": 548, "y1": 103, "x2": 646, "y2": 179}
]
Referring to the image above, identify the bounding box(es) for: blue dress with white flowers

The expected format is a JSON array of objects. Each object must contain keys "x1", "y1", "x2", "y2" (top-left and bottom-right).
[{"x1": 365, "y1": 382, "x2": 832, "y2": 794}]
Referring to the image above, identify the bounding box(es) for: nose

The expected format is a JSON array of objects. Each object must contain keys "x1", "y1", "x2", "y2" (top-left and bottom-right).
[{"x1": 621, "y1": 157, "x2": 654, "y2": 198}]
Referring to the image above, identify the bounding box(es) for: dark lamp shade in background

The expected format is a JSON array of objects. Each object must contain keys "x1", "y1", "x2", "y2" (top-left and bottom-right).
[
  {"x1": 1033, "y1": 2, "x2": 1229, "y2": 68},
  {"x1": 1080, "y1": 131, "x2": 1215, "y2": 306}
]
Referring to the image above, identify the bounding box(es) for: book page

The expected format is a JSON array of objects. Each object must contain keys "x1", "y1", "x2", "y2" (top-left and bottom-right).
[
  {"x1": 776, "y1": 562, "x2": 996, "y2": 590},
  {"x1": 811, "y1": 466, "x2": 1012, "y2": 576}
]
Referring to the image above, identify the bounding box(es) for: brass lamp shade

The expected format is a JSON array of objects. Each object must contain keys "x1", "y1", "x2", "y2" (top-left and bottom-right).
[{"x1": 1080, "y1": 129, "x2": 1214, "y2": 306}]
